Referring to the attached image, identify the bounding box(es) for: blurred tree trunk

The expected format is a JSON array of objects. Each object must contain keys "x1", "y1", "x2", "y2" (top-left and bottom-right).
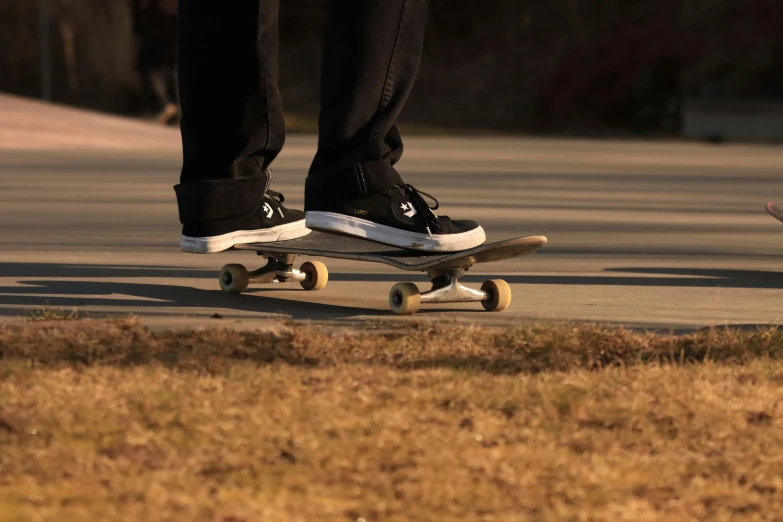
[{"x1": 0, "y1": 0, "x2": 137, "y2": 111}]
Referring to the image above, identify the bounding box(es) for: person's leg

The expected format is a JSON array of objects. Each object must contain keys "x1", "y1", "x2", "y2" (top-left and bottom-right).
[
  {"x1": 147, "y1": 66, "x2": 170, "y2": 107},
  {"x1": 308, "y1": 0, "x2": 425, "y2": 177},
  {"x1": 304, "y1": 0, "x2": 484, "y2": 252},
  {"x1": 146, "y1": 65, "x2": 178, "y2": 124},
  {"x1": 174, "y1": 0, "x2": 308, "y2": 253}
]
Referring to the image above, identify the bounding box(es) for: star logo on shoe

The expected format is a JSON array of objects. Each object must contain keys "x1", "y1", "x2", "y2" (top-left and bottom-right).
[
  {"x1": 263, "y1": 202, "x2": 274, "y2": 219},
  {"x1": 400, "y1": 202, "x2": 417, "y2": 218}
]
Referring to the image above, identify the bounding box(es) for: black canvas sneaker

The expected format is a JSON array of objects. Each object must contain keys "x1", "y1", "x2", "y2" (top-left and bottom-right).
[
  {"x1": 306, "y1": 183, "x2": 485, "y2": 252},
  {"x1": 175, "y1": 173, "x2": 309, "y2": 254}
]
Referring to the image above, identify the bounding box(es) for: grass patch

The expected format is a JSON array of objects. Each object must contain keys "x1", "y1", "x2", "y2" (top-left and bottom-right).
[
  {"x1": 3, "y1": 318, "x2": 783, "y2": 372},
  {"x1": 1, "y1": 320, "x2": 783, "y2": 521}
]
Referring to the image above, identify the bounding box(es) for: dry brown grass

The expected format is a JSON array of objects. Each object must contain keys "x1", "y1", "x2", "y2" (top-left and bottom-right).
[
  {"x1": 2, "y1": 319, "x2": 783, "y2": 521},
  {"x1": 26, "y1": 309, "x2": 83, "y2": 322}
]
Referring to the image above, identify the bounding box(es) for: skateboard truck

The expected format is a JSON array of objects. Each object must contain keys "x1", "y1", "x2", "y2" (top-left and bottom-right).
[
  {"x1": 218, "y1": 252, "x2": 328, "y2": 294},
  {"x1": 245, "y1": 255, "x2": 308, "y2": 284},
  {"x1": 419, "y1": 268, "x2": 486, "y2": 304},
  {"x1": 387, "y1": 266, "x2": 510, "y2": 315}
]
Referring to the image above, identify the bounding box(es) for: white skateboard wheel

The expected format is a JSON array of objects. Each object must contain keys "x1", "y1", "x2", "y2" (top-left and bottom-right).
[
  {"x1": 300, "y1": 261, "x2": 328, "y2": 291},
  {"x1": 481, "y1": 279, "x2": 511, "y2": 311},
  {"x1": 389, "y1": 282, "x2": 421, "y2": 315},
  {"x1": 219, "y1": 264, "x2": 249, "y2": 294}
]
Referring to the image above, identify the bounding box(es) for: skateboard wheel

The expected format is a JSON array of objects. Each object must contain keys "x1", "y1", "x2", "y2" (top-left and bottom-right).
[
  {"x1": 300, "y1": 261, "x2": 328, "y2": 291},
  {"x1": 389, "y1": 282, "x2": 420, "y2": 315},
  {"x1": 219, "y1": 264, "x2": 249, "y2": 294},
  {"x1": 480, "y1": 279, "x2": 511, "y2": 312}
]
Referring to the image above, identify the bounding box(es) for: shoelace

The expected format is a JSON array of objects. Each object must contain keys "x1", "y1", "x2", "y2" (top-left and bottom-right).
[
  {"x1": 264, "y1": 189, "x2": 286, "y2": 219},
  {"x1": 403, "y1": 184, "x2": 442, "y2": 236}
]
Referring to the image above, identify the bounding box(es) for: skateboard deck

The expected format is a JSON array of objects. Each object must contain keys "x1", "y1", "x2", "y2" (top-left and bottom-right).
[
  {"x1": 234, "y1": 231, "x2": 546, "y2": 270},
  {"x1": 767, "y1": 202, "x2": 783, "y2": 223},
  {"x1": 218, "y1": 231, "x2": 547, "y2": 315}
]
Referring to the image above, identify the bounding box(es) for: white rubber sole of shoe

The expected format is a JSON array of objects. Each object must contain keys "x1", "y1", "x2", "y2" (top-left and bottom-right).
[
  {"x1": 305, "y1": 211, "x2": 486, "y2": 252},
  {"x1": 181, "y1": 220, "x2": 311, "y2": 254}
]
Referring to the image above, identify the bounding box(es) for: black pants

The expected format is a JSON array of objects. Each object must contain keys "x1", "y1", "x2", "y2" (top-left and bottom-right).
[{"x1": 176, "y1": 0, "x2": 427, "y2": 215}]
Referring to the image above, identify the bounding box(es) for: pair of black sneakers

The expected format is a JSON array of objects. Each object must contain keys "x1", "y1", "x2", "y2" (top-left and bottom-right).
[{"x1": 177, "y1": 171, "x2": 484, "y2": 254}]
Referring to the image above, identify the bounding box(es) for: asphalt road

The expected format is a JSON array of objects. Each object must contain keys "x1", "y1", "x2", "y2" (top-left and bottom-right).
[{"x1": 2, "y1": 94, "x2": 783, "y2": 330}]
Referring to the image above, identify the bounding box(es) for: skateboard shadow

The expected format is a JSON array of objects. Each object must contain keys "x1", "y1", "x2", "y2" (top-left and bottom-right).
[{"x1": 0, "y1": 278, "x2": 386, "y2": 320}]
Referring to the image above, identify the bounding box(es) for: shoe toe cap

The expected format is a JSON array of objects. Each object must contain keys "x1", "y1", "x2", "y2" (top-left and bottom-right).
[{"x1": 439, "y1": 218, "x2": 482, "y2": 234}]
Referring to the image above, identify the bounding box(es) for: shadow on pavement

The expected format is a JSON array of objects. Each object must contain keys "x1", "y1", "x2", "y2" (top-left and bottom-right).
[
  {"x1": 2, "y1": 263, "x2": 783, "y2": 289},
  {"x1": 1, "y1": 263, "x2": 782, "y2": 321},
  {"x1": 0, "y1": 263, "x2": 213, "y2": 280},
  {"x1": 0, "y1": 279, "x2": 382, "y2": 320},
  {"x1": 602, "y1": 267, "x2": 783, "y2": 289}
]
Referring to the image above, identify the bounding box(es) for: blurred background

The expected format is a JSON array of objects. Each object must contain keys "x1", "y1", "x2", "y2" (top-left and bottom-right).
[{"x1": 2, "y1": 0, "x2": 783, "y2": 140}]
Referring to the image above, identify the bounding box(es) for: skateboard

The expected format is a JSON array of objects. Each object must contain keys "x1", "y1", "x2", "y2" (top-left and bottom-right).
[
  {"x1": 218, "y1": 231, "x2": 547, "y2": 315},
  {"x1": 767, "y1": 202, "x2": 783, "y2": 223}
]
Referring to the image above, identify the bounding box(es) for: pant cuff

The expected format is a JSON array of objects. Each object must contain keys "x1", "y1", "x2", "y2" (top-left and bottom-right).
[{"x1": 174, "y1": 173, "x2": 269, "y2": 223}]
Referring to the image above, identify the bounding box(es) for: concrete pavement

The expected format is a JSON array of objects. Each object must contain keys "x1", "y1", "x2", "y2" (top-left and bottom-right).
[{"x1": 2, "y1": 93, "x2": 783, "y2": 330}]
